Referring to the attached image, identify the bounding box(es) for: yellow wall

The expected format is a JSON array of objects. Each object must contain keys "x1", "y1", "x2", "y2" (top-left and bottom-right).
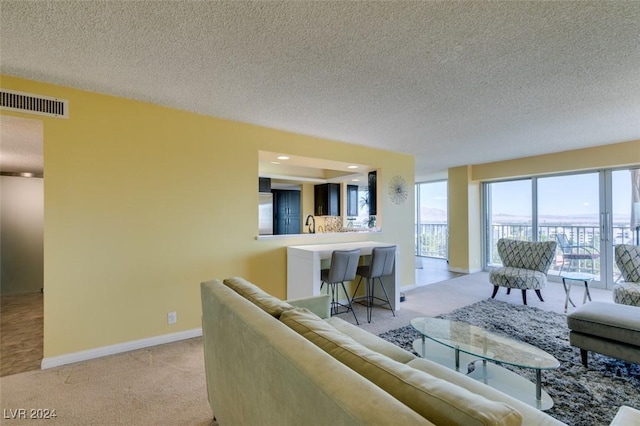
[
  {"x1": 447, "y1": 166, "x2": 481, "y2": 273},
  {"x1": 472, "y1": 140, "x2": 640, "y2": 181},
  {"x1": 448, "y1": 140, "x2": 640, "y2": 271},
  {"x1": 447, "y1": 167, "x2": 468, "y2": 271},
  {"x1": 0, "y1": 75, "x2": 415, "y2": 358}
]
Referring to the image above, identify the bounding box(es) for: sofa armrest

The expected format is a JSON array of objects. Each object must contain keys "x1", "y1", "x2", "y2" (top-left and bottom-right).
[
  {"x1": 286, "y1": 294, "x2": 331, "y2": 319},
  {"x1": 610, "y1": 406, "x2": 640, "y2": 426}
]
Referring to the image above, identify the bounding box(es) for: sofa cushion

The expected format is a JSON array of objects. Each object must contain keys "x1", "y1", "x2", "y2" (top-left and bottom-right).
[
  {"x1": 325, "y1": 316, "x2": 416, "y2": 364},
  {"x1": 223, "y1": 277, "x2": 293, "y2": 318},
  {"x1": 407, "y1": 358, "x2": 566, "y2": 426},
  {"x1": 280, "y1": 308, "x2": 522, "y2": 426},
  {"x1": 610, "y1": 405, "x2": 640, "y2": 426},
  {"x1": 566, "y1": 301, "x2": 640, "y2": 346}
]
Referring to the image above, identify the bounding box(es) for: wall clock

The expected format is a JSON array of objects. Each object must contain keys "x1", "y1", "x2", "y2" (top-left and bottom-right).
[{"x1": 388, "y1": 175, "x2": 408, "y2": 205}]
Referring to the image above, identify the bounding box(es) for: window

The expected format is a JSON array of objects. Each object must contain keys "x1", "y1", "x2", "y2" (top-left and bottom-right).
[
  {"x1": 482, "y1": 168, "x2": 639, "y2": 289},
  {"x1": 415, "y1": 181, "x2": 448, "y2": 258},
  {"x1": 484, "y1": 179, "x2": 531, "y2": 266}
]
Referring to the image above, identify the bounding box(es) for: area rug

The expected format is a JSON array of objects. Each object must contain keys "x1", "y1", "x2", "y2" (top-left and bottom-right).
[{"x1": 379, "y1": 299, "x2": 640, "y2": 426}]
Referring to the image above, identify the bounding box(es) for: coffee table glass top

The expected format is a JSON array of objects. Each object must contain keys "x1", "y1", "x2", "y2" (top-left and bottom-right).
[
  {"x1": 561, "y1": 272, "x2": 594, "y2": 281},
  {"x1": 410, "y1": 318, "x2": 559, "y2": 370}
]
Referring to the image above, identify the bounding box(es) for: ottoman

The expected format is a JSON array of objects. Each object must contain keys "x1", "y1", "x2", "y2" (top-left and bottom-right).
[{"x1": 566, "y1": 301, "x2": 640, "y2": 367}]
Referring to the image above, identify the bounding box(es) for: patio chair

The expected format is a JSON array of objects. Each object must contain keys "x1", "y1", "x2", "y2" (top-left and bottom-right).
[{"x1": 555, "y1": 233, "x2": 599, "y2": 274}]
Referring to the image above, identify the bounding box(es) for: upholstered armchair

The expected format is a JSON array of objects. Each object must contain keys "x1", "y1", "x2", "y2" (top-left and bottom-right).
[
  {"x1": 489, "y1": 239, "x2": 557, "y2": 305},
  {"x1": 613, "y1": 244, "x2": 640, "y2": 307}
]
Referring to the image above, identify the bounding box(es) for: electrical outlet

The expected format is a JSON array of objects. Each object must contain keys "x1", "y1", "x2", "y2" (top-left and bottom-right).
[{"x1": 167, "y1": 311, "x2": 177, "y2": 324}]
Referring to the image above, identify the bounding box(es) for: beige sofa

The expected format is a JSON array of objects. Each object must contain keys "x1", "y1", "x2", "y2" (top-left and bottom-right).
[{"x1": 201, "y1": 277, "x2": 639, "y2": 426}]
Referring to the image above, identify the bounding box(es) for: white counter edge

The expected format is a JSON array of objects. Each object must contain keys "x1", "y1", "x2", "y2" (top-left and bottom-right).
[{"x1": 256, "y1": 230, "x2": 382, "y2": 240}]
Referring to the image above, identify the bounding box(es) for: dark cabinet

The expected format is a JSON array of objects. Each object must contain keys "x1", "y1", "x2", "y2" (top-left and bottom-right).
[
  {"x1": 314, "y1": 183, "x2": 341, "y2": 216},
  {"x1": 272, "y1": 189, "x2": 301, "y2": 235},
  {"x1": 347, "y1": 185, "x2": 359, "y2": 217},
  {"x1": 368, "y1": 171, "x2": 377, "y2": 215},
  {"x1": 258, "y1": 177, "x2": 271, "y2": 193}
]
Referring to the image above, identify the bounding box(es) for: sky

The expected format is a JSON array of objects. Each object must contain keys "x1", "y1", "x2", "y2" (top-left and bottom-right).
[{"x1": 417, "y1": 169, "x2": 637, "y2": 225}]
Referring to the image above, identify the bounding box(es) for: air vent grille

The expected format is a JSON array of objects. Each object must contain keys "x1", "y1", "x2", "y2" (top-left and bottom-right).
[{"x1": 0, "y1": 89, "x2": 68, "y2": 118}]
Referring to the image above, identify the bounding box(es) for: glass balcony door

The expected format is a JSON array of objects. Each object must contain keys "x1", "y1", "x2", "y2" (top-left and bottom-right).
[
  {"x1": 483, "y1": 168, "x2": 640, "y2": 290},
  {"x1": 484, "y1": 179, "x2": 532, "y2": 267},
  {"x1": 415, "y1": 181, "x2": 448, "y2": 259},
  {"x1": 537, "y1": 172, "x2": 601, "y2": 282}
]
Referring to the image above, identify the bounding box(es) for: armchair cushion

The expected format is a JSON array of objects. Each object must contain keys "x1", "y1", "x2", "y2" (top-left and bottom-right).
[
  {"x1": 613, "y1": 244, "x2": 640, "y2": 307},
  {"x1": 613, "y1": 283, "x2": 640, "y2": 307},
  {"x1": 489, "y1": 267, "x2": 548, "y2": 290}
]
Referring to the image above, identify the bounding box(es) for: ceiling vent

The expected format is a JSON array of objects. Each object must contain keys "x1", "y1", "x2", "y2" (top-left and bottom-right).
[{"x1": 0, "y1": 89, "x2": 68, "y2": 119}]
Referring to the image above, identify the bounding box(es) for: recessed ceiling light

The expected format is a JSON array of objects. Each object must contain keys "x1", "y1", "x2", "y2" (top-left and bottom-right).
[
  {"x1": 271, "y1": 161, "x2": 280, "y2": 165},
  {"x1": 347, "y1": 165, "x2": 358, "y2": 169},
  {"x1": 352, "y1": 179, "x2": 360, "y2": 182},
  {"x1": 20, "y1": 172, "x2": 34, "y2": 177},
  {"x1": 277, "y1": 156, "x2": 290, "y2": 160}
]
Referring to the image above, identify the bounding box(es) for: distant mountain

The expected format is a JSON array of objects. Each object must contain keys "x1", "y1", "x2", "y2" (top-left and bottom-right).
[
  {"x1": 494, "y1": 213, "x2": 630, "y2": 225},
  {"x1": 419, "y1": 209, "x2": 631, "y2": 226},
  {"x1": 420, "y1": 207, "x2": 447, "y2": 223}
]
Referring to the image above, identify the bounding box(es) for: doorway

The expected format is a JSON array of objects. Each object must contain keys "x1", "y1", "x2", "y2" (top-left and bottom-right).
[{"x1": 0, "y1": 115, "x2": 44, "y2": 376}]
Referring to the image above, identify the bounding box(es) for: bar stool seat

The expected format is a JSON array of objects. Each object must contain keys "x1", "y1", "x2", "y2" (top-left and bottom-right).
[
  {"x1": 352, "y1": 246, "x2": 396, "y2": 323},
  {"x1": 320, "y1": 249, "x2": 361, "y2": 324}
]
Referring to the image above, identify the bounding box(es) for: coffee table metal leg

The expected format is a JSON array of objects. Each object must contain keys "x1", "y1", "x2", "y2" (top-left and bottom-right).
[
  {"x1": 583, "y1": 280, "x2": 592, "y2": 303},
  {"x1": 562, "y1": 278, "x2": 576, "y2": 313},
  {"x1": 536, "y1": 369, "x2": 542, "y2": 402},
  {"x1": 455, "y1": 347, "x2": 460, "y2": 371}
]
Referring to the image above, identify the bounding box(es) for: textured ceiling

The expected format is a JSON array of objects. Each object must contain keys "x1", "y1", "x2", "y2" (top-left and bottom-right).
[{"x1": 1, "y1": 1, "x2": 639, "y2": 177}]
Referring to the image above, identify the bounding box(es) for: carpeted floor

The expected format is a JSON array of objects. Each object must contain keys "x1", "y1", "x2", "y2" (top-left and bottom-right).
[
  {"x1": 0, "y1": 272, "x2": 630, "y2": 425},
  {"x1": 379, "y1": 298, "x2": 640, "y2": 426}
]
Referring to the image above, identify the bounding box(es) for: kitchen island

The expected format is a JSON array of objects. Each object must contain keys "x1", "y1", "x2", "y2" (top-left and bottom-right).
[{"x1": 287, "y1": 241, "x2": 400, "y2": 312}]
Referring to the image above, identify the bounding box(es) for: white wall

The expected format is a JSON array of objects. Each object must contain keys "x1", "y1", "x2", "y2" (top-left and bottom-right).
[{"x1": 1, "y1": 176, "x2": 44, "y2": 294}]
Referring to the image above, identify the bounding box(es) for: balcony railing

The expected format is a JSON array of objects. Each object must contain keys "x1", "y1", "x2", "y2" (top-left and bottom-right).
[
  {"x1": 415, "y1": 222, "x2": 637, "y2": 276},
  {"x1": 415, "y1": 223, "x2": 448, "y2": 258},
  {"x1": 488, "y1": 223, "x2": 636, "y2": 278}
]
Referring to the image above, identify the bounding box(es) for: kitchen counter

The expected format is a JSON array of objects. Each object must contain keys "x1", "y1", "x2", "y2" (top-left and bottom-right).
[
  {"x1": 287, "y1": 241, "x2": 399, "y2": 311},
  {"x1": 256, "y1": 229, "x2": 381, "y2": 240}
]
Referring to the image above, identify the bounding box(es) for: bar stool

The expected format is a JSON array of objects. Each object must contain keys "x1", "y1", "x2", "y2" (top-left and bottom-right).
[
  {"x1": 352, "y1": 246, "x2": 396, "y2": 323},
  {"x1": 320, "y1": 249, "x2": 361, "y2": 324}
]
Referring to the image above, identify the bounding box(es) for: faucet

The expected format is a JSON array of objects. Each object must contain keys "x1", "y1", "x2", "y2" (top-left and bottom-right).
[{"x1": 305, "y1": 215, "x2": 315, "y2": 234}]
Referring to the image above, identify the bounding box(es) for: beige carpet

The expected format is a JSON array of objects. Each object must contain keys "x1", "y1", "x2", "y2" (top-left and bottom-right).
[
  {"x1": 0, "y1": 273, "x2": 614, "y2": 425},
  {"x1": 0, "y1": 338, "x2": 213, "y2": 425}
]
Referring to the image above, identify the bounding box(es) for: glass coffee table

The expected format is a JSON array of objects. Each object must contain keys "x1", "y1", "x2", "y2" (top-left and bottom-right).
[{"x1": 411, "y1": 317, "x2": 560, "y2": 410}]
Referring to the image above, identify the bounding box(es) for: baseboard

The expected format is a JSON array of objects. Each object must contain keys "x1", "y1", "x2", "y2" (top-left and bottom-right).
[
  {"x1": 41, "y1": 328, "x2": 202, "y2": 370},
  {"x1": 400, "y1": 284, "x2": 417, "y2": 292},
  {"x1": 448, "y1": 266, "x2": 482, "y2": 274}
]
